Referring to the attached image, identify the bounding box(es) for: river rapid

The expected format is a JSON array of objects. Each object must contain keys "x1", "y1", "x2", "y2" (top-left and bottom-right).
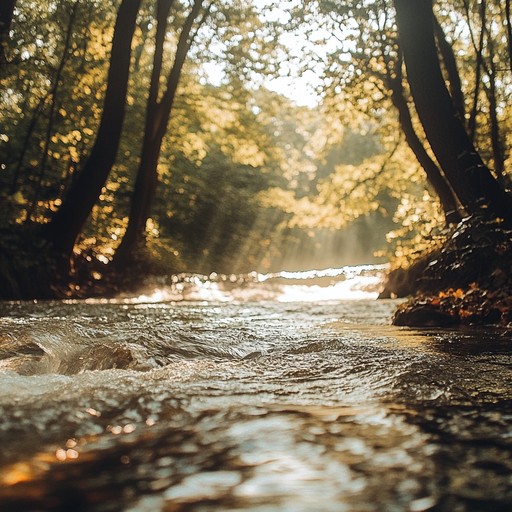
[{"x1": 0, "y1": 265, "x2": 511, "y2": 511}]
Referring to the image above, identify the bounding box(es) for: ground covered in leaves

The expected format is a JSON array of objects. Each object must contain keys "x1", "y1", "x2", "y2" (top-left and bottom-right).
[{"x1": 389, "y1": 216, "x2": 512, "y2": 327}]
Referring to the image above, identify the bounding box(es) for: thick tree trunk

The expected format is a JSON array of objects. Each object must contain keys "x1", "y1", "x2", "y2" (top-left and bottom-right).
[
  {"x1": 114, "y1": 0, "x2": 207, "y2": 265},
  {"x1": 381, "y1": 44, "x2": 461, "y2": 224},
  {"x1": 393, "y1": 0, "x2": 512, "y2": 222},
  {"x1": 113, "y1": 133, "x2": 161, "y2": 263},
  {"x1": 113, "y1": 0, "x2": 175, "y2": 264},
  {"x1": 44, "y1": 0, "x2": 141, "y2": 262}
]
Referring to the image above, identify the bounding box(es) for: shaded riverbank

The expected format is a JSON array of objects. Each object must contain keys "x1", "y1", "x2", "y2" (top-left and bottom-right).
[{"x1": 381, "y1": 217, "x2": 512, "y2": 327}]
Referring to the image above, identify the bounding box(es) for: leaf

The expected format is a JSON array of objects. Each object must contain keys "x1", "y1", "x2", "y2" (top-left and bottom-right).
[{"x1": 453, "y1": 288, "x2": 464, "y2": 299}]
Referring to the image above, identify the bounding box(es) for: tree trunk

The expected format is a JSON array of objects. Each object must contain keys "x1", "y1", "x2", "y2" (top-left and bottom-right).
[
  {"x1": 393, "y1": 0, "x2": 512, "y2": 222},
  {"x1": 379, "y1": 41, "x2": 461, "y2": 224},
  {"x1": 114, "y1": 0, "x2": 208, "y2": 265},
  {"x1": 465, "y1": 0, "x2": 485, "y2": 141},
  {"x1": 44, "y1": 0, "x2": 141, "y2": 262},
  {"x1": 506, "y1": 0, "x2": 512, "y2": 72},
  {"x1": 8, "y1": 94, "x2": 46, "y2": 196},
  {"x1": 0, "y1": 0, "x2": 15, "y2": 71},
  {"x1": 433, "y1": 16, "x2": 465, "y2": 122},
  {"x1": 482, "y1": 27, "x2": 507, "y2": 186},
  {"x1": 387, "y1": 66, "x2": 461, "y2": 224}
]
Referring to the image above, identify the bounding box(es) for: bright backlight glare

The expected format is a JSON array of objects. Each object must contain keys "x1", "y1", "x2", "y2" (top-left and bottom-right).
[{"x1": 202, "y1": 0, "x2": 330, "y2": 107}]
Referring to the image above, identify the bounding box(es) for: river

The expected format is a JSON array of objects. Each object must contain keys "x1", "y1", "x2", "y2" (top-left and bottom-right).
[{"x1": 0, "y1": 264, "x2": 511, "y2": 511}]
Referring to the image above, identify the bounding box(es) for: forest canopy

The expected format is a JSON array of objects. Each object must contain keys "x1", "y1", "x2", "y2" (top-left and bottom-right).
[{"x1": 1, "y1": 0, "x2": 511, "y2": 302}]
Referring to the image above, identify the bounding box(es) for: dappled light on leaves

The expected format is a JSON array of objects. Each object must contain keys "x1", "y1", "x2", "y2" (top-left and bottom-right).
[
  {"x1": 1, "y1": 4, "x2": 512, "y2": 512},
  {"x1": 0, "y1": 0, "x2": 511, "y2": 306}
]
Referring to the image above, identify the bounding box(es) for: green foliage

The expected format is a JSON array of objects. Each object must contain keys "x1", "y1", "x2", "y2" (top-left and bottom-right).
[
  {"x1": 291, "y1": 0, "x2": 511, "y2": 263},
  {"x1": 0, "y1": 0, "x2": 115, "y2": 224},
  {"x1": 3, "y1": 0, "x2": 510, "y2": 294}
]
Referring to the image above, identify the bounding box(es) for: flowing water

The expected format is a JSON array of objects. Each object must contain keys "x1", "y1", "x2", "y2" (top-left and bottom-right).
[{"x1": 0, "y1": 264, "x2": 511, "y2": 512}]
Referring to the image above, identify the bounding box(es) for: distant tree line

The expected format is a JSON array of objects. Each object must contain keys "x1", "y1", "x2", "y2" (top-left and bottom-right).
[{"x1": 1, "y1": 0, "x2": 511, "y2": 298}]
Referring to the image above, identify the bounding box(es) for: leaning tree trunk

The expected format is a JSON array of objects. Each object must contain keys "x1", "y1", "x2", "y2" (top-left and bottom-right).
[
  {"x1": 389, "y1": 79, "x2": 461, "y2": 224},
  {"x1": 433, "y1": 16, "x2": 465, "y2": 122},
  {"x1": 113, "y1": 0, "x2": 208, "y2": 265},
  {"x1": 393, "y1": 0, "x2": 512, "y2": 222},
  {"x1": 113, "y1": 0, "x2": 174, "y2": 265},
  {"x1": 384, "y1": 48, "x2": 461, "y2": 224},
  {"x1": 44, "y1": 0, "x2": 142, "y2": 263}
]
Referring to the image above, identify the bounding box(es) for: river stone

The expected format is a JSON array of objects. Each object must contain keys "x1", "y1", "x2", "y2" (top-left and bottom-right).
[{"x1": 393, "y1": 304, "x2": 458, "y2": 327}]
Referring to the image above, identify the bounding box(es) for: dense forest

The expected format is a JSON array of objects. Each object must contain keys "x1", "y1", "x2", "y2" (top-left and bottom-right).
[{"x1": 1, "y1": 0, "x2": 512, "y2": 324}]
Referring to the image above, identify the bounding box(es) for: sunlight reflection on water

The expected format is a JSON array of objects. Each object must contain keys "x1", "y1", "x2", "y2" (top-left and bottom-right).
[
  {"x1": 1, "y1": 291, "x2": 512, "y2": 511},
  {"x1": 276, "y1": 278, "x2": 381, "y2": 302},
  {"x1": 126, "y1": 263, "x2": 388, "y2": 304}
]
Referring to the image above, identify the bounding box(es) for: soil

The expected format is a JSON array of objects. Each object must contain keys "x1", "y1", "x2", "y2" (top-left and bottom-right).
[{"x1": 386, "y1": 216, "x2": 512, "y2": 327}]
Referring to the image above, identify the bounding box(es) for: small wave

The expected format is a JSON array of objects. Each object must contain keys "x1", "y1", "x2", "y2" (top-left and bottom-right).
[
  {"x1": 0, "y1": 339, "x2": 138, "y2": 376},
  {"x1": 0, "y1": 322, "x2": 269, "y2": 376}
]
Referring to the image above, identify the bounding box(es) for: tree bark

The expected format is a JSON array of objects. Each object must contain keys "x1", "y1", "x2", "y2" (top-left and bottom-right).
[
  {"x1": 114, "y1": 0, "x2": 209, "y2": 264},
  {"x1": 377, "y1": 34, "x2": 461, "y2": 224},
  {"x1": 44, "y1": 0, "x2": 142, "y2": 261},
  {"x1": 386, "y1": 55, "x2": 461, "y2": 224},
  {"x1": 433, "y1": 16, "x2": 465, "y2": 122},
  {"x1": 393, "y1": 0, "x2": 512, "y2": 222}
]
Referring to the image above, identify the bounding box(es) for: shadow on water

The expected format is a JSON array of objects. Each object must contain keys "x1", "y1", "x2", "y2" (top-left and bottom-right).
[
  {"x1": 0, "y1": 266, "x2": 511, "y2": 511},
  {"x1": 372, "y1": 327, "x2": 512, "y2": 512}
]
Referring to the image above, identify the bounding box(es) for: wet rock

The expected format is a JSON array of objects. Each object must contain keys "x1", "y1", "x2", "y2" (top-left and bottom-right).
[{"x1": 393, "y1": 304, "x2": 458, "y2": 327}]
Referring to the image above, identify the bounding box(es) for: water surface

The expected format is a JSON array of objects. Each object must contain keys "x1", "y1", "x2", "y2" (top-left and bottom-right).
[{"x1": 0, "y1": 266, "x2": 511, "y2": 511}]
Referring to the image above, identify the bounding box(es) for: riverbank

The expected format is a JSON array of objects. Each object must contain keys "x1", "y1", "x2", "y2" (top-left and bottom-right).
[
  {"x1": 3, "y1": 215, "x2": 512, "y2": 330},
  {"x1": 0, "y1": 227, "x2": 180, "y2": 300},
  {"x1": 385, "y1": 216, "x2": 512, "y2": 327}
]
